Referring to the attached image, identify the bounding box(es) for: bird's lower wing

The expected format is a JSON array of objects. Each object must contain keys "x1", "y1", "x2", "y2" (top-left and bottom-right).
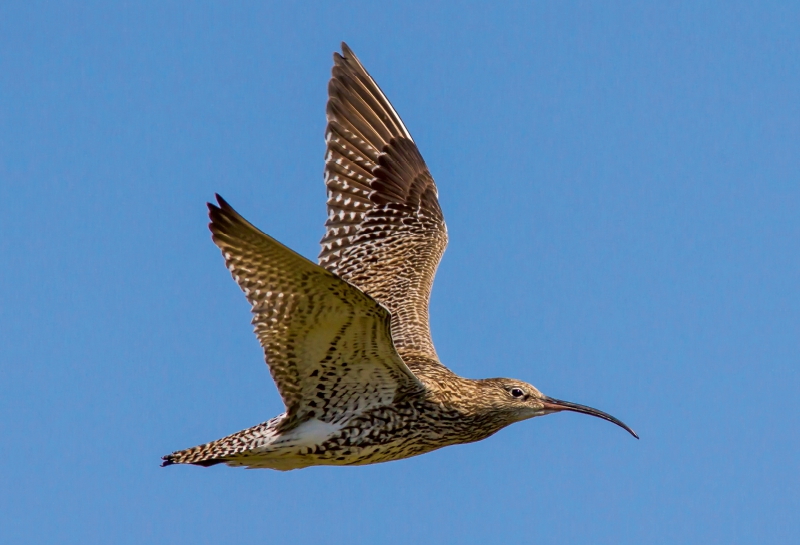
[{"x1": 208, "y1": 195, "x2": 423, "y2": 423}]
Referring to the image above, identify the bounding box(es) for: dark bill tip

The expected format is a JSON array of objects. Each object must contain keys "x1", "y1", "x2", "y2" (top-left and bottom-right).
[{"x1": 541, "y1": 396, "x2": 639, "y2": 439}]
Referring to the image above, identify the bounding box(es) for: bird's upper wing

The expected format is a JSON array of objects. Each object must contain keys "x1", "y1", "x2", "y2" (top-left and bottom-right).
[
  {"x1": 319, "y1": 43, "x2": 448, "y2": 367},
  {"x1": 209, "y1": 195, "x2": 423, "y2": 424}
]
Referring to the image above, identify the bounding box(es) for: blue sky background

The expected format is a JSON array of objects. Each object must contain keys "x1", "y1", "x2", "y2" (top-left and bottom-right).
[{"x1": 2, "y1": 1, "x2": 798, "y2": 543}]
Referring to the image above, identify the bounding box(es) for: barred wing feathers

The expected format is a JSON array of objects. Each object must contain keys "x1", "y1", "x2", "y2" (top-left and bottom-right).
[
  {"x1": 320, "y1": 43, "x2": 448, "y2": 366},
  {"x1": 208, "y1": 195, "x2": 423, "y2": 425}
]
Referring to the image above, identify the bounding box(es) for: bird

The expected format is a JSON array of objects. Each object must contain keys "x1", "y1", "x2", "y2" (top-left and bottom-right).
[{"x1": 162, "y1": 42, "x2": 637, "y2": 471}]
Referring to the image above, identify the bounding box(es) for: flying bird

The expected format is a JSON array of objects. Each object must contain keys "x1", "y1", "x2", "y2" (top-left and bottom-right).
[{"x1": 162, "y1": 43, "x2": 637, "y2": 471}]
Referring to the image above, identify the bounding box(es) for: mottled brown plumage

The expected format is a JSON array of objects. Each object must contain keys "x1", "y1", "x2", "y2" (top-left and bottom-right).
[{"x1": 162, "y1": 43, "x2": 636, "y2": 471}]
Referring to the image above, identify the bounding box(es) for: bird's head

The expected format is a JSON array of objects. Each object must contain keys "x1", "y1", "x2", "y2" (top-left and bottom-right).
[{"x1": 479, "y1": 378, "x2": 638, "y2": 438}]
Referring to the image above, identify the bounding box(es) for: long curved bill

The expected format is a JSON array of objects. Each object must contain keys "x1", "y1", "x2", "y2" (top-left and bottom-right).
[{"x1": 541, "y1": 396, "x2": 639, "y2": 439}]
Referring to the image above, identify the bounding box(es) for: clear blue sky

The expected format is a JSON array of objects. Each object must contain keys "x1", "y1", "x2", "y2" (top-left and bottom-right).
[{"x1": 2, "y1": 2, "x2": 798, "y2": 543}]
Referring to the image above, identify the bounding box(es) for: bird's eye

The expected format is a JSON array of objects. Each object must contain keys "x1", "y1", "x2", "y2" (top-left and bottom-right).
[{"x1": 510, "y1": 388, "x2": 525, "y2": 398}]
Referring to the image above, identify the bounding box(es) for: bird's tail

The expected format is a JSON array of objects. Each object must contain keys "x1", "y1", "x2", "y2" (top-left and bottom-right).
[{"x1": 161, "y1": 415, "x2": 284, "y2": 467}]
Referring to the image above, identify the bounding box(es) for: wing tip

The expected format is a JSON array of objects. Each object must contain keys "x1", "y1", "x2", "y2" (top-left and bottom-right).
[
  {"x1": 161, "y1": 452, "x2": 226, "y2": 468},
  {"x1": 341, "y1": 41, "x2": 354, "y2": 58},
  {"x1": 333, "y1": 42, "x2": 367, "y2": 77},
  {"x1": 207, "y1": 193, "x2": 248, "y2": 242},
  {"x1": 209, "y1": 193, "x2": 230, "y2": 210},
  {"x1": 333, "y1": 42, "x2": 358, "y2": 72}
]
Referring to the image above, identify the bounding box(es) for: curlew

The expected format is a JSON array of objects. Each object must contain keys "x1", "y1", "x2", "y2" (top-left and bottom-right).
[{"x1": 162, "y1": 43, "x2": 637, "y2": 471}]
